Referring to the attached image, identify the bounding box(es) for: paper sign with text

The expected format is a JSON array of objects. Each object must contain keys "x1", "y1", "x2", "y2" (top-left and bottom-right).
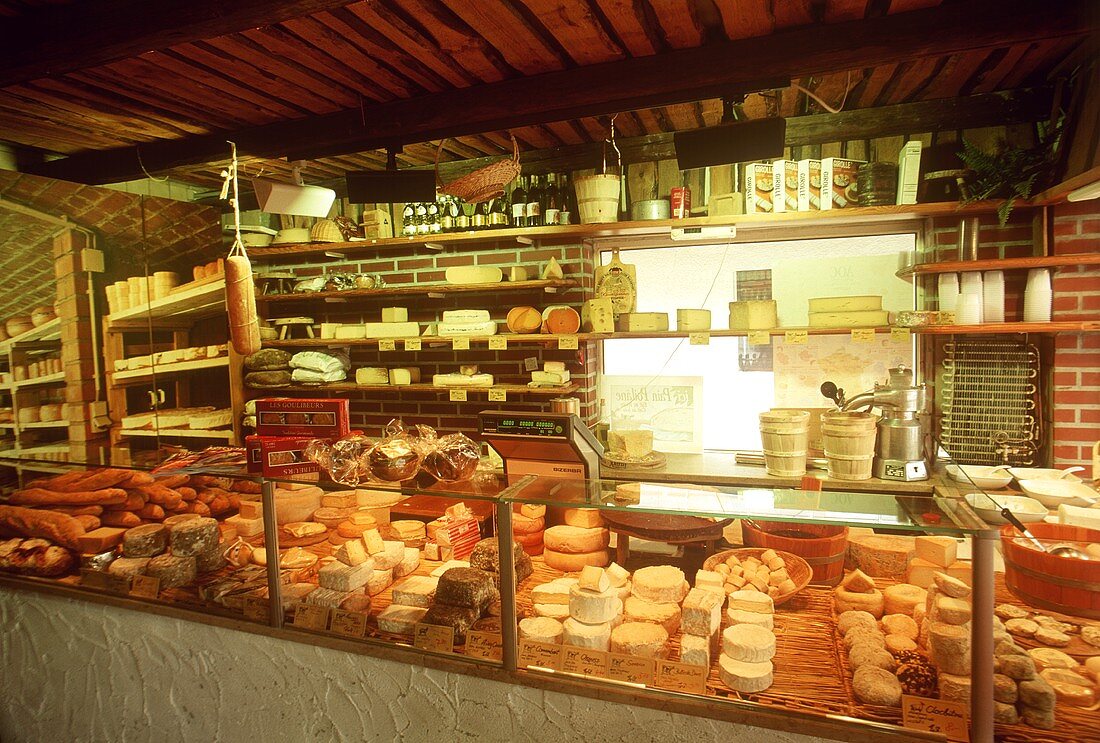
[
  {"x1": 901, "y1": 695, "x2": 969, "y2": 742},
  {"x1": 378, "y1": 339, "x2": 396, "y2": 352},
  {"x1": 607, "y1": 654, "x2": 657, "y2": 685},
  {"x1": 465, "y1": 631, "x2": 503, "y2": 661},
  {"x1": 561, "y1": 647, "x2": 609, "y2": 677},
  {"x1": 293, "y1": 603, "x2": 330, "y2": 631},
  {"x1": 517, "y1": 639, "x2": 563, "y2": 670},
  {"x1": 403, "y1": 338, "x2": 421, "y2": 351},
  {"x1": 413, "y1": 623, "x2": 454, "y2": 653},
  {"x1": 654, "y1": 660, "x2": 707, "y2": 694},
  {"x1": 329, "y1": 609, "x2": 368, "y2": 639}
]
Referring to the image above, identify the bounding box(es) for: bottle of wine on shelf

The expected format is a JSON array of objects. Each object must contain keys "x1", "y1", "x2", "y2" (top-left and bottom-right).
[
  {"x1": 511, "y1": 176, "x2": 528, "y2": 227},
  {"x1": 544, "y1": 173, "x2": 561, "y2": 226},
  {"x1": 441, "y1": 196, "x2": 459, "y2": 233},
  {"x1": 558, "y1": 173, "x2": 573, "y2": 225},
  {"x1": 489, "y1": 195, "x2": 508, "y2": 229},
  {"x1": 427, "y1": 200, "x2": 442, "y2": 234},
  {"x1": 458, "y1": 200, "x2": 474, "y2": 231},
  {"x1": 472, "y1": 199, "x2": 489, "y2": 230},
  {"x1": 402, "y1": 203, "x2": 416, "y2": 236},
  {"x1": 414, "y1": 202, "x2": 429, "y2": 235},
  {"x1": 526, "y1": 174, "x2": 543, "y2": 227}
]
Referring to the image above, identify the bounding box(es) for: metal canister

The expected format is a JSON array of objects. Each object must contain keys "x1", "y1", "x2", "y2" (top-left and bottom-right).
[
  {"x1": 550, "y1": 397, "x2": 580, "y2": 416},
  {"x1": 670, "y1": 187, "x2": 691, "y2": 218},
  {"x1": 856, "y1": 162, "x2": 897, "y2": 206}
]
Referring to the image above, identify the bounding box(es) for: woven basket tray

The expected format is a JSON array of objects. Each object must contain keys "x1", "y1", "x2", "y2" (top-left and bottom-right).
[{"x1": 703, "y1": 547, "x2": 813, "y2": 607}]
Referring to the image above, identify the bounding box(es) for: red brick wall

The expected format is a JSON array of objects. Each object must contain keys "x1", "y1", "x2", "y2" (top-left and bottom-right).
[
  {"x1": 1051, "y1": 201, "x2": 1100, "y2": 468},
  {"x1": 255, "y1": 241, "x2": 598, "y2": 439}
]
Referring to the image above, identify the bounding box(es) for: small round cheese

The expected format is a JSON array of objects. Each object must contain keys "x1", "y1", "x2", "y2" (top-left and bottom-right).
[
  {"x1": 849, "y1": 644, "x2": 896, "y2": 671},
  {"x1": 852, "y1": 666, "x2": 902, "y2": 707},
  {"x1": 880, "y1": 614, "x2": 918, "y2": 640},
  {"x1": 726, "y1": 608, "x2": 774, "y2": 629},
  {"x1": 1005, "y1": 618, "x2": 1039, "y2": 637},
  {"x1": 631, "y1": 565, "x2": 688, "y2": 603},
  {"x1": 610, "y1": 622, "x2": 668, "y2": 658},
  {"x1": 727, "y1": 589, "x2": 774, "y2": 615},
  {"x1": 884, "y1": 634, "x2": 918, "y2": 655},
  {"x1": 1028, "y1": 647, "x2": 1078, "y2": 671},
  {"x1": 569, "y1": 585, "x2": 622, "y2": 624},
  {"x1": 519, "y1": 617, "x2": 563, "y2": 644},
  {"x1": 722, "y1": 624, "x2": 776, "y2": 663},
  {"x1": 622, "y1": 595, "x2": 681, "y2": 635},
  {"x1": 544, "y1": 525, "x2": 610, "y2": 554},
  {"x1": 543, "y1": 548, "x2": 610, "y2": 572},
  {"x1": 838, "y1": 610, "x2": 878, "y2": 635},
  {"x1": 534, "y1": 603, "x2": 570, "y2": 620},
  {"x1": 834, "y1": 586, "x2": 884, "y2": 618},
  {"x1": 882, "y1": 583, "x2": 925, "y2": 617},
  {"x1": 718, "y1": 655, "x2": 774, "y2": 693}
]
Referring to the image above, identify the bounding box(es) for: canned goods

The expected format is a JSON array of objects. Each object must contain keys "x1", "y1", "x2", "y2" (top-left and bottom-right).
[{"x1": 670, "y1": 187, "x2": 691, "y2": 218}]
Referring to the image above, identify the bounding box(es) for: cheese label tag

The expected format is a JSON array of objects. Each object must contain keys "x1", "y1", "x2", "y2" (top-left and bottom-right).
[
  {"x1": 523, "y1": 357, "x2": 540, "y2": 372},
  {"x1": 688, "y1": 332, "x2": 710, "y2": 346},
  {"x1": 562, "y1": 647, "x2": 609, "y2": 677},
  {"x1": 747, "y1": 330, "x2": 771, "y2": 346},
  {"x1": 403, "y1": 338, "x2": 422, "y2": 351},
  {"x1": 655, "y1": 659, "x2": 707, "y2": 694},
  {"x1": 558, "y1": 335, "x2": 578, "y2": 350},
  {"x1": 293, "y1": 603, "x2": 330, "y2": 631},
  {"x1": 413, "y1": 623, "x2": 454, "y2": 653},
  {"x1": 242, "y1": 596, "x2": 269, "y2": 623},
  {"x1": 465, "y1": 631, "x2": 503, "y2": 661},
  {"x1": 378, "y1": 339, "x2": 396, "y2": 352},
  {"x1": 488, "y1": 336, "x2": 507, "y2": 350},
  {"x1": 449, "y1": 389, "x2": 468, "y2": 402},
  {"x1": 80, "y1": 568, "x2": 131, "y2": 595},
  {"x1": 452, "y1": 337, "x2": 471, "y2": 351},
  {"x1": 329, "y1": 609, "x2": 368, "y2": 639},
  {"x1": 784, "y1": 329, "x2": 808, "y2": 345},
  {"x1": 901, "y1": 695, "x2": 969, "y2": 742},
  {"x1": 891, "y1": 327, "x2": 912, "y2": 342},
  {"x1": 129, "y1": 574, "x2": 160, "y2": 599},
  {"x1": 851, "y1": 328, "x2": 876, "y2": 343},
  {"x1": 607, "y1": 653, "x2": 657, "y2": 685},
  {"x1": 517, "y1": 639, "x2": 563, "y2": 670},
  {"x1": 488, "y1": 388, "x2": 507, "y2": 402}
]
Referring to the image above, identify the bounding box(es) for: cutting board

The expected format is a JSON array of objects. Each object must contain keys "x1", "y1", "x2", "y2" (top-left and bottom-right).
[{"x1": 595, "y1": 250, "x2": 636, "y2": 318}]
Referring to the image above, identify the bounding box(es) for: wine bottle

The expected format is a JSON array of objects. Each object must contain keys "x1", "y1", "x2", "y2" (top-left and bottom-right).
[
  {"x1": 427, "y1": 200, "x2": 441, "y2": 234},
  {"x1": 526, "y1": 174, "x2": 542, "y2": 227},
  {"x1": 544, "y1": 173, "x2": 561, "y2": 226},
  {"x1": 414, "y1": 202, "x2": 429, "y2": 235},
  {"x1": 402, "y1": 203, "x2": 416, "y2": 236},
  {"x1": 511, "y1": 176, "x2": 528, "y2": 227},
  {"x1": 456, "y1": 199, "x2": 472, "y2": 231},
  {"x1": 472, "y1": 200, "x2": 489, "y2": 230},
  {"x1": 489, "y1": 195, "x2": 508, "y2": 228}
]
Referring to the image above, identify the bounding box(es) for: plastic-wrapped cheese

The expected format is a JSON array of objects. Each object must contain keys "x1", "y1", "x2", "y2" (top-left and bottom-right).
[{"x1": 562, "y1": 617, "x2": 611, "y2": 651}]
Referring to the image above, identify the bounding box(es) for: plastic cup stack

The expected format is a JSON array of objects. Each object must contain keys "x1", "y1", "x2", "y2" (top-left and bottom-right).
[
  {"x1": 938, "y1": 273, "x2": 959, "y2": 316},
  {"x1": 983, "y1": 270, "x2": 1005, "y2": 323},
  {"x1": 1024, "y1": 269, "x2": 1052, "y2": 323},
  {"x1": 958, "y1": 272, "x2": 984, "y2": 324}
]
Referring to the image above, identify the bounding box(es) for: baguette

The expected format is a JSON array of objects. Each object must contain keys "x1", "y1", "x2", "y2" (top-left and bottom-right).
[
  {"x1": 231, "y1": 479, "x2": 263, "y2": 494},
  {"x1": 137, "y1": 503, "x2": 165, "y2": 521},
  {"x1": 74, "y1": 515, "x2": 101, "y2": 531},
  {"x1": 208, "y1": 495, "x2": 231, "y2": 516},
  {"x1": 25, "y1": 471, "x2": 86, "y2": 490},
  {"x1": 105, "y1": 492, "x2": 147, "y2": 511},
  {"x1": 99, "y1": 511, "x2": 141, "y2": 528},
  {"x1": 117, "y1": 471, "x2": 156, "y2": 488},
  {"x1": 177, "y1": 486, "x2": 197, "y2": 502},
  {"x1": 50, "y1": 505, "x2": 104, "y2": 516},
  {"x1": 226, "y1": 253, "x2": 261, "y2": 355},
  {"x1": 188, "y1": 501, "x2": 211, "y2": 517},
  {"x1": 0, "y1": 505, "x2": 86, "y2": 549},
  {"x1": 153, "y1": 474, "x2": 190, "y2": 489},
  {"x1": 45, "y1": 469, "x2": 133, "y2": 492},
  {"x1": 9, "y1": 487, "x2": 127, "y2": 507}
]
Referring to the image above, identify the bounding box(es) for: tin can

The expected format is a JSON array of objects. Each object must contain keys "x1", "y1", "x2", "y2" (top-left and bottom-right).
[{"x1": 670, "y1": 187, "x2": 691, "y2": 219}]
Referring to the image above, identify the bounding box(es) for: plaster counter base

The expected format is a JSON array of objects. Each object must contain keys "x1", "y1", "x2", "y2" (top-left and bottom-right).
[{"x1": 1, "y1": 588, "x2": 827, "y2": 743}]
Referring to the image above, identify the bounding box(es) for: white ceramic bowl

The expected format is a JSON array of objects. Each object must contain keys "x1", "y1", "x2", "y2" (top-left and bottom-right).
[
  {"x1": 1018, "y1": 479, "x2": 1098, "y2": 508},
  {"x1": 964, "y1": 492, "x2": 1048, "y2": 525},
  {"x1": 1007, "y1": 467, "x2": 1081, "y2": 483},
  {"x1": 946, "y1": 464, "x2": 1012, "y2": 490}
]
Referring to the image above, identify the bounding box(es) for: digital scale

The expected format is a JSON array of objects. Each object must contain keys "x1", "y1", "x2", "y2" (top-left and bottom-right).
[{"x1": 478, "y1": 410, "x2": 603, "y2": 502}]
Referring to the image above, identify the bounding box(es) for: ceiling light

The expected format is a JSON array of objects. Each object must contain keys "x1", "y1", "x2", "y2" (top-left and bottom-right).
[{"x1": 253, "y1": 162, "x2": 336, "y2": 217}]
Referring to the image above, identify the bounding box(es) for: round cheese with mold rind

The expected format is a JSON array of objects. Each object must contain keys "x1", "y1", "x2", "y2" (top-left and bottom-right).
[
  {"x1": 718, "y1": 655, "x2": 774, "y2": 693},
  {"x1": 519, "y1": 617, "x2": 563, "y2": 644},
  {"x1": 631, "y1": 565, "x2": 688, "y2": 603},
  {"x1": 569, "y1": 585, "x2": 622, "y2": 624},
  {"x1": 722, "y1": 624, "x2": 776, "y2": 663},
  {"x1": 562, "y1": 617, "x2": 612, "y2": 651},
  {"x1": 610, "y1": 622, "x2": 668, "y2": 658},
  {"x1": 544, "y1": 525, "x2": 609, "y2": 554}
]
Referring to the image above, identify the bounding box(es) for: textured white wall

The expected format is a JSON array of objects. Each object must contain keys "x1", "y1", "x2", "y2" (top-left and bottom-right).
[{"x1": 1, "y1": 588, "x2": 829, "y2": 743}]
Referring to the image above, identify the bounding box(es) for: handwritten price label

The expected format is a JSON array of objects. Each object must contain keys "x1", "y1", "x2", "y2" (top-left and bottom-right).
[
  {"x1": 517, "y1": 639, "x2": 563, "y2": 670},
  {"x1": 293, "y1": 603, "x2": 330, "y2": 631},
  {"x1": 607, "y1": 654, "x2": 656, "y2": 685},
  {"x1": 890, "y1": 327, "x2": 912, "y2": 342},
  {"x1": 452, "y1": 337, "x2": 470, "y2": 351},
  {"x1": 747, "y1": 330, "x2": 771, "y2": 346},
  {"x1": 403, "y1": 338, "x2": 421, "y2": 351},
  {"x1": 329, "y1": 609, "x2": 368, "y2": 639},
  {"x1": 688, "y1": 332, "x2": 710, "y2": 346},
  {"x1": 242, "y1": 595, "x2": 269, "y2": 623},
  {"x1": 80, "y1": 568, "x2": 131, "y2": 595},
  {"x1": 488, "y1": 336, "x2": 507, "y2": 350},
  {"x1": 902, "y1": 695, "x2": 969, "y2": 742},
  {"x1": 557, "y1": 335, "x2": 579, "y2": 350},
  {"x1": 449, "y1": 389, "x2": 468, "y2": 402},
  {"x1": 413, "y1": 623, "x2": 454, "y2": 653},
  {"x1": 850, "y1": 328, "x2": 876, "y2": 343},
  {"x1": 378, "y1": 339, "x2": 396, "y2": 352},
  {"x1": 562, "y1": 647, "x2": 609, "y2": 677},
  {"x1": 784, "y1": 329, "x2": 808, "y2": 345},
  {"x1": 129, "y1": 574, "x2": 160, "y2": 599},
  {"x1": 465, "y1": 631, "x2": 503, "y2": 661},
  {"x1": 655, "y1": 659, "x2": 707, "y2": 694},
  {"x1": 488, "y1": 388, "x2": 507, "y2": 402}
]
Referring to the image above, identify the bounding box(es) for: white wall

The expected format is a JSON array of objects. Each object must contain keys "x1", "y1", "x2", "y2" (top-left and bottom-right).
[{"x1": 1, "y1": 588, "x2": 827, "y2": 743}]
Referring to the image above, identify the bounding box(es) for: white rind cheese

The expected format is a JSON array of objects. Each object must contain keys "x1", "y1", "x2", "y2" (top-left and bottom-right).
[
  {"x1": 355, "y1": 367, "x2": 389, "y2": 385},
  {"x1": 726, "y1": 589, "x2": 774, "y2": 615},
  {"x1": 442, "y1": 309, "x2": 491, "y2": 324},
  {"x1": 534, "y1": 603, "x2": 571, "y2": 620},
  {"x1": 519, "y1": 617, "x2": 563, "y2": 644},
  {"x1": 623, "y1": 596, "x2": 682, "y2": 635},
  {"x1": 445, "y1": 267, "x2": 503, "y2": 285},
  {"x1": 680, "y1": 633, "x2": 712, "y2": 667},
  {"x1": 569, "y1": 585, "x2": 622, "y2": 624},
  {"x1": 363, "y1": 322, "x2": 421, "y2": 338},
  {"x1": 381, "y1": 307, "x2": 409, "y2": 323},
  {"x1": 388, "y1": 368, "x2": 421, "y2": 385},
  {"x1": 562, "y1": 617, "x2": 612, "y2": 651},
  {"x1": 377, "y1": 604, "x2": 427, "y2": 634},
  {"x1": 532, "y1": 581, "x2": 572, "y2": 605},
  {"x1": 391, "y1": 575, "x2": 437, "y2": 607},
  {"x1": 606, "y1": 562, "x2": 630, "y2": 588},
  {"x1": 726, "y1": 608, "x2": 775, "y2": 629},
  {"x1": 366, "y1": 566, "x2": 394, "y2": 595},
  {"x1": 682, "y1": 587, "x2": 723, "y2": 636},
  {"x1": 719, "y1": 655, "x2": 774, "y2": 693},
  {"x1": 722, "y1": 624, "x2": 776, "y2": 663},
  {"x1": 393, "y1": 547, "x2": 421, "y2": 578},
  {"x1": 631, "y1": 565, "x2": 688, "y2": 604},
  {"x1": 544, "y1": 548, "x2": 610, "y2": 571},
  {"x1": 319, "y1": 561, "x2": 373, "y2": 592}
]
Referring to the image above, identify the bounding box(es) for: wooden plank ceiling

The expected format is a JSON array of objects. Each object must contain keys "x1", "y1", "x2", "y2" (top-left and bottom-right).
[{"x1": 0, "y1": 0, "x2": 1093, "y2": 188}]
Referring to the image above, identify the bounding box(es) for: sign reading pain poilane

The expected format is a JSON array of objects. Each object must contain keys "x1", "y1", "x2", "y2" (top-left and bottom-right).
[{"x1": 601, "y1": 375, "x2": 703, "y2": 453}]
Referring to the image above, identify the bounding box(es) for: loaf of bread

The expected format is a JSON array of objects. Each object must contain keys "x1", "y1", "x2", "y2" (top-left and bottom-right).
[
  {"x1": 0, "y1": 505, "x2": 86, "y2": 549},
  {"x1": 0, "y1": 537, "x2": 75, "y2": 576},
  {"x1": 9, "y1": 487, "x2": 127, "y2": 507},
  {"x1": 226, "y1": 253, "x2": 261, "y2": 355}
]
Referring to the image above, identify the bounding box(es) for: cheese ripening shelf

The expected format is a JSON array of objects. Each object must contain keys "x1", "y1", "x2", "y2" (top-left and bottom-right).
[
  {"x1": 255, "y1": 279, "x2": 577, "y2": 303},
  {"x1": 250, "y1": 382, "x2": 578, "y2": 396}
]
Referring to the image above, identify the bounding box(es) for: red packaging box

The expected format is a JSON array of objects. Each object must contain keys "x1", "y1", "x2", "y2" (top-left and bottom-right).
[
  {"x1": 245, "y1": 435, "x2": 321, "y2": 477},
  {"x1": 254, "y1": 398, "x2": 350, "y2": 438}
]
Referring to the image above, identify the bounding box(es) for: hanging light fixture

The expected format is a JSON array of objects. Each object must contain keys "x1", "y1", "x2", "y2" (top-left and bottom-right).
[{"x1": 253, "y1": 161, "x2": 336, "y2": 217}]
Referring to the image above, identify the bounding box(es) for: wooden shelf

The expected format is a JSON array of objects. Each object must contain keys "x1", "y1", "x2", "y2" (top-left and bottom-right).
[
  {"x1": 581, "y1": 327, "x2": 896, "y2": 340},
  {"x1": 111, "y1": 356, "x2": 229, "y2": 384},
  {"x1": 256, "y1": 279, "x2": 577, "y2": 303},
  {"x1": 18, "y1": 421, "x2": 68, "y2": 430},
  {"x1": 0, "y1": 317, "x2": 60, "y2": 352},
  {"x1": 107, "y1": 278, "x2": 225, "y2": 327},
  {"x1": 898, "y1": 253, "x2": 1100, "y2": 278},
  {"x1": 246, "y1": 201, "x2": 1017, "y2": 259},
  {"x1": 912, "y1": 321, "x2": 1100, "y2": 334},
  {"x1": 119, "y1": 428, "x2": 235, "y2": 440},
  {"x1": 250, "y1": 382, "x2": 578, "y2": 396},
  {"x1": 12, "y1": 372, "x2": 65, "y2": 389}
]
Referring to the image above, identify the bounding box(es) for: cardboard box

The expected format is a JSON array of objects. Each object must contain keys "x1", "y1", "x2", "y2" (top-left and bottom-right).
[
  {"x1": 797, "y1": 159, "x2": 822, "y2": 211},
  {"x1": 360, "y1": 208, "x2": 394, "y2": 239},
  {"x1": 821, "y1": 158, "x2": 866, "y2": 209},
  {"x1": 254, "y1": 398, "x2": 350, "y2": 438},
  {"x1": 744, "y1": 163, "x2": 775, "y2": 214},
  {"x1": 771, "y1": 160, "x2": 799, "y2": 213},
  {"x1": 245, "y1": 435, "x2": 321, "y2": 477}
]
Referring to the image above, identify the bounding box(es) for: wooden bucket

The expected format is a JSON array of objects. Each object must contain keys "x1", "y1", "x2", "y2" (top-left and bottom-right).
[
  {"x1": 759, "y1": 409, "x2": 809, "y2": 476},
  {"x1": 1001, "y1": 522, "x2": 1100, "y2": 618},
  {"x1": 822, "y1": 411, "x2": 877, "y2": 481},
  {"x1": 742, "y1": 519, "x2": 849, "y2": 586},
  {"x1": 575, "y1": 174, "x2": 620, "y2": 223}
]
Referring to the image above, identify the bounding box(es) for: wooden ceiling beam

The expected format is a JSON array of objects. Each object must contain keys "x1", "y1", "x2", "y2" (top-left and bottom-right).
[
  {"x1": 27, "y1": 0, "x2": 1095, "y2": 184},
  {"x1": 0, "y1": 0, "x2": 363, "y2": 87}
]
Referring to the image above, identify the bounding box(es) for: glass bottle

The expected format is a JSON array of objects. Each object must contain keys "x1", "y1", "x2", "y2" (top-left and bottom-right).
[
  {"x1": 402, "y1": 202, "x2": 416, "y2": 236},
  {"x1": 472, "y1": 200, "x2": 489, "y2": 230},
  {"x1": 526, "y1": 174, "x2": 542, "y2": 228},
  {"x1": 544, "y1": 173, "x2": 561, "y2": 226},
  {"x1": 489, "y1": 195, "x2": 508, "y2": 229},
  {"x1": 414, "y1": 202, "x2": 429, "y2": 235},
  {"x1": 511, "y1": 176, "x2": 528, "y2": 228}
]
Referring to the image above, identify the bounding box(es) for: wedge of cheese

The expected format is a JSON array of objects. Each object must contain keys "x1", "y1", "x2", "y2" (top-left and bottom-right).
[{"x1": 446, "y1": 267, "x2": 503, "y2": 284}]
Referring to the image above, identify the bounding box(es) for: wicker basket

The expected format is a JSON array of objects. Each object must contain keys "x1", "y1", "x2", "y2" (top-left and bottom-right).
[
  {"x1": 703, "y1": 547, "x2": 812, "y2": 606},
  {"x1": 436, "y1": 135, "x2": 520, "y2": 204},
  {"x1": 741, "y1": 520, "x2": 849, "y2": 587}
]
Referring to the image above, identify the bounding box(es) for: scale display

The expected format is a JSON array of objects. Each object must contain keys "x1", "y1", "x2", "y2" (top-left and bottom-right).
[{"x1": 490, "y1": 416, "x2": 566, "y2": 437}]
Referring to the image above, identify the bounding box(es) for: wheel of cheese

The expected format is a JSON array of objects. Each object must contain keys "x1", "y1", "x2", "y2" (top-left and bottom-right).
[
  {"x1": 569, "y1": 585, "x2": 622, "y2": 624},
  {"x1": 519, "y1": 617, "x2": 563, "y2": 644},
  {"x1": 514, "y1": 530, "x2": 544, "y2": 547},
  {"x1": 544, "y1": 525, "x2": 609, "y2": 554},
  {"x1": 722, "y1": 624, "x2": 776, "y2": 663},
  {"x1": 540, "y1": 305, "x2": 581, "y2": 335},
  {"x1": 521, "y1": 540, "x2": 544, "y2": 556},
  {"x1": 726, "y1": 608, "x2": 774, "y2": 629},
  {"x1": 562, "y1": 617, "x2": 611, "y2": 651},
  {"x1": 506, "y1": 306, "x2": 542, "y2": 334},
  {"x1": 622, "y1": 595, "x2": 681, "y2": 635},
  {"x1": 274, "y1": 487, "x2": 323, "y2": 524},
  {"x1": 512, "y1": 513, "x2": 545, "y2": 535},
  {"x1": 631, "y1": 565, "x2": 688, "y2": 603},
  {"x1": 610, "y1": 622, "x2": 669, "y2": 658},
  {"x1": 718, "y1": 655, "x2": 774, "y2": 693},
  {"x1": 883, "y1": 583, "x2": 926, "y2": 617},
  {"x1": 834, "y1": 586, "x2": 885, "y2": 618},
  {"x1": 562, "y1": 508, "x2": 605, "y2": 529},
  {"x1": 544, "y1": 547, "x2": 610, "y2": 572}
]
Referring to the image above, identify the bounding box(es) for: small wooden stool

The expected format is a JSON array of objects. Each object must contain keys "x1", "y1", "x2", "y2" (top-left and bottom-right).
[{"x1": 274, "y1": 317, "x2": 315, "y2": 339}]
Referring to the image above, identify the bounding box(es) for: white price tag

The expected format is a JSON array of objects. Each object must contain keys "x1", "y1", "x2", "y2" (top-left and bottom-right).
[
  {"x1": 452, "y1": 337, "x2": 470, "y2": 351},
  {"x1": 488, "y1": 389, "x2": 507, "y2": 402},
  {"x1": 488, "y1": 336, "x2": 507, "y2": 350},
  {"x1": 404, "y1": 338, "x2": 421, "y2": 351},
  {"x1": 449, "y1": 389, "x2": 468, "y2": 402},
  {"x1": 378, "y1": 339, "x2": 396, "y2": 352},
  {"x1": 689, "y1": 332, "x2": 709, "y2": 346}
]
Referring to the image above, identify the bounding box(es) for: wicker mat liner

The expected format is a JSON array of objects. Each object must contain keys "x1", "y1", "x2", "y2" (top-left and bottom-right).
[{"x1": 832, "y1": 574, "x2": 1100, "y2": 743}]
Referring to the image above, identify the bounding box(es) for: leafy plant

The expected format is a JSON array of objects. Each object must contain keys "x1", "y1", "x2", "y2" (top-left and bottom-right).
[{"x1": 958, "y1": 118, "x2": 1064, "y2": 225}]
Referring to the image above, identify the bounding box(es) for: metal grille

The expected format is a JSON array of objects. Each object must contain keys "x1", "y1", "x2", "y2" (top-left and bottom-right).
[{"x1": 940, "y1": 339, "x2": 1039, "y2": 466}]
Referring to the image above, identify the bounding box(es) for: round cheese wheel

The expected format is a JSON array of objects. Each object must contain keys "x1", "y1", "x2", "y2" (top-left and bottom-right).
[
  {"x1": 883, "y1": 583, "x2": 926, "y2": 616},
  {"x1": 544, "y1": 547, "x2": 610, "y2": 572},
  {"x1": 540, "y1": 305, "x2": 581, "y2": 335},
  {"x1": 544, "y1": 525, "x2": 609, "y2": 554},
  {"x1": 632, "y1": 565, "x2": 689, "y2": 603},
  {"x1": 337, "y1": 520, "x2": 373, "y2": 539},
  {"x1": 722, "y1": 624, "x2": 776, "y2": 663},
  {"x1": 718, "y1": 655, "x2": 774, "y2": 693},
  {"x1": 610, "y1": 622, "x2": 668, "y2": 658},
  {"x1": 506, "y1": 306, "x2": 542, "y2": 334},
  {"x1": 726, "y1": 608, "x2": 774, "y2": 629},
  {"x1": 834, "y1": 586, "x2": 885, "y2": 618},
  {"x1": 562, "y1": 508, "x2": 605, "y2": 528},
  {"x1": 512, "y1": 513, "x2": 545, "y2": 535},
  {"x1": 519, "y1": 616, "x2": 563, "y2": 644},
  {"x1": 623, "y1": 595, "x2": 681, "y2": 635},
  {"x1": 514, "y1": 530, "x2": 544, "y2": 547},
  {"x1": 562, "y1": 617, "x2": 611, "y2": 651}
]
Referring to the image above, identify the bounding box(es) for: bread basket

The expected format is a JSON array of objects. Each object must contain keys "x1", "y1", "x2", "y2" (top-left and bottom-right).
[{"x1": 309, "y1": 219, "x2": 344, "y2": 243}]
